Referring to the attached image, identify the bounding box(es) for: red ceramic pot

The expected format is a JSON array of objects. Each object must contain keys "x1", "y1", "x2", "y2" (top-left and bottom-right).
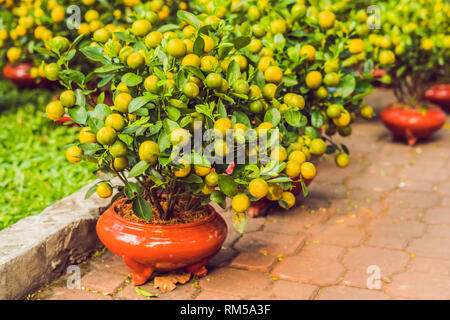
[
  {"x1": 380, "y1": 103, "x2": 446, "y2": 146},
  {"x1": 291, "y1": 177, "x2": 313, "y2": 196},
  {"x1": 2, "y1": 62, "x2": 52, "y2": 88},
  {"x1": 3, "y1": 63, "x2": 37, "y2": 87},
  {"x1": 425, "y1": 85, "x2": 450, "y2": 111},
  {"x1": 96, "y1": 199, "x2": 227, "y2": 285}
]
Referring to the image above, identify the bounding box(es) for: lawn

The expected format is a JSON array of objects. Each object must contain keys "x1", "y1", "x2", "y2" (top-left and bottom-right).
[{"x1": 0, "y1": 80, "x2": 96, "y2": 230}]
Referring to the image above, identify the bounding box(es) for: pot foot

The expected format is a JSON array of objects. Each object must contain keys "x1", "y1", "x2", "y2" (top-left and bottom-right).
[
  {"x1": 405, "y1": 128, "x2": 418, "y2": 146},
  {"x1": 122, "y1": 256, "x2": 153, "y2": 285},
  {"x1": 185, "y1": 264, "x2": 208, "y2": 277}
]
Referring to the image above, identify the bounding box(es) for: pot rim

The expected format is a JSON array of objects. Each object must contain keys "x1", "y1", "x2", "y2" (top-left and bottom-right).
[
  {"x1": 106, "y1": 198, "x2": 218, "y2": 229},
  {"x1": 385, "y1": 102, "x2": 442, "y2": 112}
]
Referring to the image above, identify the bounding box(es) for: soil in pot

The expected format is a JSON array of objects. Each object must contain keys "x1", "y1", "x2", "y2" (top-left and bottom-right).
[{"x1": 380, "y1": 102, "x2": 446, "y2": 146}]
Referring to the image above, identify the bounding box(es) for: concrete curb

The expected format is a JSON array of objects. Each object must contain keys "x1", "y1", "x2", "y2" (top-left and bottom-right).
[{"x1": 0, "y1": 182, "x2": 112, "y2": 300}]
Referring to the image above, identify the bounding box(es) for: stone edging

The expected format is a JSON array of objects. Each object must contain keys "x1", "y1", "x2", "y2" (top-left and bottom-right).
[{"x1": 0, "y1": 182, "x2": 112, "y2": 300}]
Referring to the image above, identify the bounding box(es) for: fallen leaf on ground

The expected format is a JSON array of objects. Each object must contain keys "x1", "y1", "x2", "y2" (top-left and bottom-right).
[
  {"x1": 134, "y1": 286, "x2": 158, "y2": 298},
  {"x1": 153, "y1": 271, "x2": 191, "y2": 293}
]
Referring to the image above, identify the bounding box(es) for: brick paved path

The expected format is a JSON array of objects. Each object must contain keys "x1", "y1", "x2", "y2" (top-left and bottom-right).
[{"x1": 32, "y1": 89, "x2": 450, "y2": 300}]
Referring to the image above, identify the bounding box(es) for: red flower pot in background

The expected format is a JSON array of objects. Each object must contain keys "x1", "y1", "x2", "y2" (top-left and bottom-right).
[
  {"x1": 425, "y1": 85, "x2": 450, "y2": 111},
  {"x1": 96, "y1": 199, "x2": 227, "y2": 285},
  {"x1": 2, "y1": 62, "x2": 52, "y2": 88},
  {"x1": 380, "y1": 103, "x2": 446, "y2": 146}
]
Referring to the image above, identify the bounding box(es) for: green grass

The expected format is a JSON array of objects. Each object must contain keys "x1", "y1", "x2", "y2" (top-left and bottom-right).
[{"x1": 0, "y1": 81, "x2": 96, "y2": 230}]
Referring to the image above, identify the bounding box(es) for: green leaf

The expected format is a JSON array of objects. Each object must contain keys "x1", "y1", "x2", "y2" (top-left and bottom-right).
[
  {"x1": 304, "y1": 126, "x2": 320, "y2": 139},
  {"x1": 84, "y1": 183, "x2": 99, "y2": 200},
  {"x1": 132, "y1": 196, "x2": 153, "y2": 222},
  {"x1": 124, "y1": 182, "x2": 141, "y2": 199},
  {"x1": 264, "y1": 108, "x2": 281, "y2": 126},
  {"x1": 78, "y1": 143, "x2": 103, "y2": 152},
  {"x1": 227, "y1": 60, "x2": 240, "y2": 86},
  {"x1": 128, "y1": 161, "x2": 150, "y2": 178},
  {"x1": 311, "y1": 110, "x2": 324, "y2": 128},
  {"x1": 95, "y1": 64, "x2": 123, "y2": 73},
  {"x1": 157, "y1": 24, "x2": 181, "y2": 33},
  {"x1": 233, "y1": 36, "x2": 251, "y2": 50},
  {"x1": 232, "y1": 111, "x2": 251, "y2": 128},
  {"x1": 177, "y1": 10, "x2": 201, "y2": 29},
  {"x1": 193, "y1": 36, "x2": 205, "y2": 56},
  {"x1": 128, "y1": 96, "x2": 149, "y2": 113},
  {"x1": 336, "y1": 74, "x2": 356, "y2": 98},
  {"x1": 121, "y1": 73, "x2": 143, "y2": 86},
  {"x1": 210, "y1": 190, "x2": 226, "y2": 205},
  {"x1": 134, "y1": 287, "x2": 158, "y2": 298},
  {"x1": 183, "y1": 174, "x2": 203, "y2": 183},
  {"x1": 114, "y1": 32, "x2": 136, "y2": 42},
  {"x1": 80, "y1": 46, "x2": 106, "y2": 62},
  {"x1": 218, "y1": 175, "x2": 238, "y2": 197},
  {"x1": 232, "y1": 211, "x2": 247, "y2": 234},
  {"x1": 68, "y1": 105, "x2": 88, "y2": 125},
  {"x1": 167, "y1": 106, "x2": 181, "y2": 121}
]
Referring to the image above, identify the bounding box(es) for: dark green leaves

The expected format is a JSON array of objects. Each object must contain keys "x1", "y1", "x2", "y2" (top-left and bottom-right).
[
  {"x1": 132, "y1": 196, "x2": 153, "y2": 222},
  {"x1": 218, "y1": 175, "x2": 238, "y2": 197},
  {"x1": 233, "y1": 36, "x2": 251, "y2": 50},
  {"x1": 128, "y1": 161, "x2": 150, "y2": 178},
  {"x1": 264, "y1": 108, "x2": 281, "y2": 126},
  {"x1": 336, "y1": 74, "x2": 356, "y2": 98},
  {"x1": 121, "y1": 73, "x2": 143, "y2": 86},
  {"x1": 177, "y1": 10, "x2": 201, "y2": 29}
]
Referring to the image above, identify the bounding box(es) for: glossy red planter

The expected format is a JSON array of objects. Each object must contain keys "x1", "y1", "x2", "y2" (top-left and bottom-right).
[
  {"x1": 96, "y1": 199, "x2": 227, "y2": 285},
  {"x1": 425, "y1": 85, "x2": 450, "y2": 111},
  {"x1": 291, "y1": 177, "x2": 313, "y2": 196},
  {"x1": 380, "y1": 104, "x2": 446, "y2": 146},
  {"x1": 2, "y1": 62, "x2": 52, "y2": 88}
]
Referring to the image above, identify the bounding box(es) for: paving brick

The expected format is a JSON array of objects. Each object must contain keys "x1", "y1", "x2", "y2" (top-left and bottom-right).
[
  {"x1": 397, "y1": 180, "x2": 435, "y2": 192},
  {"x1": 49, "y1": 288, "x2": 112, "y2": 300},
  {"x1": 408, "y1": 238, "x2": 450, "y2": 260},
  {"x1": 233, "y1": 231, "x2": 306, "y2": 256},
  {"x1": 297, "y1": 243, "x2": 345, "y2": 261},
  {"x1": 384, "y1": 206, "x2": 423, "y2": 220},
  {"x1": 347, "y1": 173, "x2": 399, "y2": 192},
  {"x1": 271, "y1": 255, "x2": 345, "y2": 286},
  {"x1": 436, "y1": 181, "x2": 450, "y2": 195},
  {"x1": 399, "y1": 166, "x2": 449, "y2": 182},
  {"x1": 268, "y1": 280, "x2": 318, "y2": 300},
  {"x1": 427, "y1": 225, "x2": 450, "y2": 239},
  {"x1": 307, "y1": 225, "x2": 366, "y2": 247},
  {"x1": 386, "y1": 272, "x2": 450, "y2": 300},
  {"x1": 117, "y1": 281, "x2": 197, "y2": 300},
  {"x1": 317, "y1": 286, "x2": 390, "y2": 300},
  {"x1": 80, "y1": 269, "x2": 127, "y2": 294},
  {"x1": 230, "y1": 252, "x2": 277, "y2": 272},
  {"x1": 207, "y1": 247, "x2": 238, "y2": 268},
  {"x1": 195, "y1": 291, "x2": 241, "y2": 300},
  {"x1": 367, "y1": 218, "x2": 426, "y2": 250},
  {"x1": 342, "y1": 247, "x2": 410, "y2": 288},
  {"x1": 384, "y1": 191, "x2": 439, "y2": 208},
  {"x1": 408, "y1": 257, "x2": 450, "y2": 277},
  {"x1": 423, "y1": 207, "x2": 450, "y2": 224},
  {"x1": 90, "y1": 250, "x2": 130, "y2": 276},
  {"x1": 263, "y1": 210, "x2": 328, "y2": 235},
  {"x1": 199, "y1": 268, "x2": 272, "y2": 298}
]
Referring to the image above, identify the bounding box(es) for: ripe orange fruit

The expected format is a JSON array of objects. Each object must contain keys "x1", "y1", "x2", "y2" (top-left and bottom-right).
[
  {"x1": 182, "y1": 53, "x2": 201, "y2": 67},
  {"x1": 349, "y1": 39, "x2": 365, "y2": 54},
  {"x1": 335, "y1": 152, "x2": 350, "y2": 168},
  {"x1": 46, "y1": 101, "x2": 64, "y2": 121},
  {"x1": 288, "y1": 150, "x2": 306, "y2": 165},
  {"x1": 105, "y1": 113, "x2": 125, "y2": 131},
  {"x1": 232, "y1": 193, "x2": 250, "y2": 212},
  {"x1": 114, "y1": 92, "x2": 132, "y2": 113},
  {"x1": 206, "y1": 73, "x2": 223, "y2": 89},
  {"x1": 139, "y1": 141, "x2": 160, "y2": 164},
  {"x1": 145, "y1": 31, "x2": 163, "y2": 48},
  {"x1": 79, "y1": 127, "x2": 97, "y2": 143},
  {"x1": 305, "y1": 71, "x2": 323, "y2": 89},
  {"x1": 300, "y1": 162, "x2": 316, "y2": 179},
  {"x1": 127, "y1": 52, "x2": 145, "y2": 69},
  {"x1": 194, "y1": 165, "x2": 211, "y2": 177},
  {"x1": 278, "y1": 191, "x2": 295, "y2": 209},
  {"x1": 300, "y1": 45, "x2": 316, "y2": 61},
  {"x1": 97, "y1": 127, "x2": 117, "y2": 146},
  {"x1": 264, "y1": 66, "x2": 283, "y2": 84},
  {"x1": 174, "y1": 158, "x2": 191, "y2": 177},
  {"x1": 131, "y1": 19, "x2": 152, "y2": 37},
  {"x1": 318, "y1": 10, "x2": 335, "y2": 29},
  {"x1": 309, "y1": 139, "x2": 327, "y2": 155},
  {"x1": 270, "y1": 19, "x2": 287, "y2": 34},
  {"x1": 96, "y1": 182, "x2": 112, "y2": 198},
  {"x1": 93, "y1": 28, "x2": 111, "y2": 43},
  {"x1": 200, "y1": 55, "x2": 219, "y2": 72},
  {"x1": 66, "y1": 146, "x2": 83, "y2": 163},
  {"x1": 285, "y1": 160, "x2": 301, "y2": 177},
  {"x1": 262, "y1": 83, "x2": 277, "y2": 100},
  {"x1": 249, "y1": 178, "x2": 269, "y2": 199},
  {"x1": 284, "y1": 93, "x2": 305, "y2": 109},
  {"x1": 144, "y1": 75, "x2": 160, "y2": 93},
  {"x1": 169, "y1": 128, "x2": 191, "y2": 147},
  {"x1": 167, "y1": 38, "x2": 187, "y2": 57},
  {"x1": 266, "y1": 183, "x2": 283, "y2": 201}
]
